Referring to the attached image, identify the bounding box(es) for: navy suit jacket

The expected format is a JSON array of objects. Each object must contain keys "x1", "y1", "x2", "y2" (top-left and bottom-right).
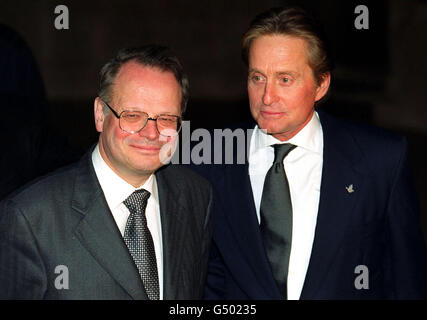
[{"x1": 191, "y1": 110, "x2": 427, "y2": 299}]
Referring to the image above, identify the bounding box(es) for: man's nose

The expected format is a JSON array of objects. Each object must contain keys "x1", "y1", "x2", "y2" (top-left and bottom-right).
[
  {"x1": 262, "y1": 82, "x2": 279, "y2": 105},
  {"x1": 138, "y1": 118, "x2": 159, "y2": 140}
]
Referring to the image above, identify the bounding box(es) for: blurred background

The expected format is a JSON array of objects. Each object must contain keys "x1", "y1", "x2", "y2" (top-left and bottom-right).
[{"x1": 0, "y1": 0, "x2": 426, "y2": 241}]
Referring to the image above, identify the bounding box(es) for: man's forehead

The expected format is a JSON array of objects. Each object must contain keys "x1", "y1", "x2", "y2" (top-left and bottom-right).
[
  {"x1": 251, "y1": 35, "x2": 308, "y2": 54},
  {"x1": 110, "y1": 61, "x2": 181, "y2": 112},
  {"x1": 116, "y1": 61, "x2": 162, "y2": 81},
  {"x1": 113, "y1": 62, "x2": 179, "y2": 93},
  {"x1": 248, "y1": 35, "x2": 310, "y2": 68}
]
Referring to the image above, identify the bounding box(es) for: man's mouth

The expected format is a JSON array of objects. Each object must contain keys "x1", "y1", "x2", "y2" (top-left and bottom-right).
[
  {"x1": 128, "y1": 143, "x2": 162, "y2": 153},
  {"x1": 260, "y1": 110, "x2": 284, "y2": 118}
]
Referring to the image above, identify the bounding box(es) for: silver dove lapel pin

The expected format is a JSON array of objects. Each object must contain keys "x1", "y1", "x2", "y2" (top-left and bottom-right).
[{"x1": 346, "y1": 184, "x2": 355, "y2": 193}]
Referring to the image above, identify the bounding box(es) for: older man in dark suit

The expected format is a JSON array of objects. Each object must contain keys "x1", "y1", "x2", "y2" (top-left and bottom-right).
[
  {"x1": 193, "y1": 6, "x2": 427, "y2": 299},
  {"x1": 0, "y1": 45, "x2": 212, "y2": 299}
]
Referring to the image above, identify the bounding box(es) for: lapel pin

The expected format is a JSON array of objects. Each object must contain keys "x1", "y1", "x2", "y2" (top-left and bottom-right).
[{"x1": 346, "y1": 184, "x2": 355, "y2": 193}]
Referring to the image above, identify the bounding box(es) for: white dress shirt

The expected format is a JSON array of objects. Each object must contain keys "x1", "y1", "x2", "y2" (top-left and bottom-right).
[
  {"x1": 91, "y1": 144, "x2": 164, "y2": 299},
  {"x1": 248, "y1": 111, "x2": 323, "y2": 300}
]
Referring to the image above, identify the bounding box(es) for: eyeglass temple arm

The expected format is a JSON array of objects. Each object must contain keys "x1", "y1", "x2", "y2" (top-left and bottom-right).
[{"x1": 102, "y1": 100, "x2": 121, "y2": 119}]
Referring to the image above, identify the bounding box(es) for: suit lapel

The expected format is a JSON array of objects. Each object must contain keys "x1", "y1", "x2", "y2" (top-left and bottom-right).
[
  {"x1": 300, "y1": 111, "x2": 365, "y2": 299},
  {"x1": 223, "y1": 162, "x2": 281, "y2": 298},
  {"x1": 72, "y1": 151, "x2": 148, "y2": 300},
  {"x1": 155, "y1": 167, "x2": 188, "y2": 300},
  {"x1": 216, "y1": 122, "x2": 281, "y2": 298}
]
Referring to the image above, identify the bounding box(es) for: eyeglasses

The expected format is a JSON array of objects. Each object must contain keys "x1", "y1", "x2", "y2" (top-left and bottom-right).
[{"x1": 102, "y1": 100, "x2": 182, "y2": 137}]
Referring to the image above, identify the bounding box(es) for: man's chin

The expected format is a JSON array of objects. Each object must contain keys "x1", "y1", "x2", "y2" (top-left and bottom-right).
[
  {"x1": 256, "y1": 123, "x2": 298, "y2": 141},
  {"x1": 257, "y1": 124, "x2": 285, "y2": 135},
  {"x1": 127, "y1": 153, "x2": 164, "y2": 173},
  {"x1": 131, "y1": 163, "x2": 163, "y2": 176}
]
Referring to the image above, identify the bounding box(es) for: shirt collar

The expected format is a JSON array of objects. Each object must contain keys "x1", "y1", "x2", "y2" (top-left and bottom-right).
[
  {"x1": 253, "y1": 111, "x2": 323, "y2": 155},
  {"x1": 91, "y1": 144, "x2": 158, "y2": 210}
]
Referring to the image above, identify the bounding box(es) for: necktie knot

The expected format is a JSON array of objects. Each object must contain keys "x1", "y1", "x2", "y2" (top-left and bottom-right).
[
  {"x1": 273, "y1": 143, "x2": 296, "y2": 164},
  {"x1": 124, "y1": 189, "x2": 151, "y2": 213}
]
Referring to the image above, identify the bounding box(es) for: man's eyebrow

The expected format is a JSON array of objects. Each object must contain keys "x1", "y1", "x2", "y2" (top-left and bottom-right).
[
  {"x1": 248, "y1": 68, "x2": 263, "y2": 75},
  {"x1": 276, "y1": 71, "x2": 299, "y2": 78},
  {"x1": 248, "y1": 68, "x2": 299, "y2": 78}
]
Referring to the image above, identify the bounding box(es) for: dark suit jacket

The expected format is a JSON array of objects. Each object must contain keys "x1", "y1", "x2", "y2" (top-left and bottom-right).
[
  {"x1": 0, "y1": 149, "x2": 212, "y2": 299},
  {"x1": 191, "y1": 110, "x2": 427, "y2": 299}
]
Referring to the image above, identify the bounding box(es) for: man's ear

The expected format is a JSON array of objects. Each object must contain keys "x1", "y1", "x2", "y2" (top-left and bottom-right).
[
  {"x1": 314, "y1": 72, "x2": 331, "y2": 102},
  {"x1": 94, "y1": 97, "x2": 105, "y2": 133}
]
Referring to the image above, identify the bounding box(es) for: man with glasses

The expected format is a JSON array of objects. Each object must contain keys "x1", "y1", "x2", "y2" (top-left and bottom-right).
[{"x1": 0, "y1": 45, "x2": 213, "y2": 299}]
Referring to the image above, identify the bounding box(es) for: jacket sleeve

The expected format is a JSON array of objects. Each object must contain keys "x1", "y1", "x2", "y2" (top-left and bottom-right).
[
  {"x1": 385, "y1": 138, "x2": 427, "y2": 299},
  {"x1": 204, "y1": 240, "x2": 227, "y2": 299},
  {"x1": 0, "y1": 200, "x2": 47, "y2": 299},
  {"x1": 199, "y1": 186, "x2": 214, "y2": 297}
]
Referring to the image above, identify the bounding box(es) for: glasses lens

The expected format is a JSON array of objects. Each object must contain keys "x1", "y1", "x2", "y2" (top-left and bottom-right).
[
  {"x1": 119, "y1": 111, "x2": 181, "y2": 136},
  {"x1": 157, "y1": 115, "x2": 181, "y2": 137},
  {"x1": 120, "y1": 111, "x2": 148, "y2": 133}
]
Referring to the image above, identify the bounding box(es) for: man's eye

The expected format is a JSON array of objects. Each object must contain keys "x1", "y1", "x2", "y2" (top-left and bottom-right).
[
  {"x1": 280, "y1": 76, "x2": 295, "y2": 85},
  {"x1": 124, "y1": 113, "x2": 141, "y2": 120},
  {"x1": 159, "y1": 116, "x2": 175, "y2": 123},
  {"x1": 251, "y1": 75, "x2": 263, "y2": 82}
]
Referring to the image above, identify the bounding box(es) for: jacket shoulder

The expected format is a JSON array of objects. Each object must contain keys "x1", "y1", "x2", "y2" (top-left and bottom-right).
[
  {"x1": 1, "y1": 161, "x2": 80, "y2": 214},
  {"x1": 318, "y1": 110, "x2": 407, "y2": 154},
  {"x1": 157, "y1": 164, "x2": 212, "y2": 191}
]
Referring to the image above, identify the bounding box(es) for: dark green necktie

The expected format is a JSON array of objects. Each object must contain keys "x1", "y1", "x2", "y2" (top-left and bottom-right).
[{"x1": 260, "y1": 143, "x2": 296, "y2": 299}]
